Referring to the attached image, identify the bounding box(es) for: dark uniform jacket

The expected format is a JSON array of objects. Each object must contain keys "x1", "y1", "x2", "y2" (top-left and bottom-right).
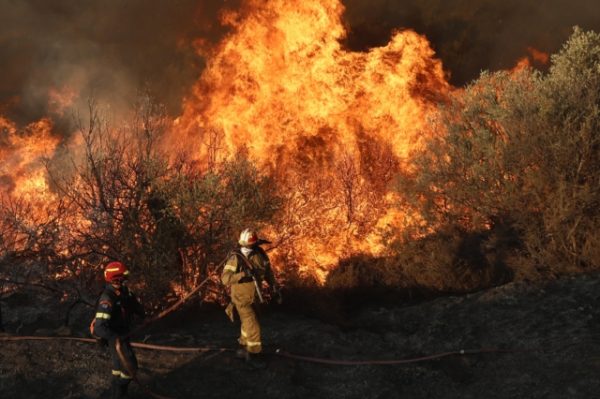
[{"x1": 93, "y1": 284, "x2": 144, "y2": 340}]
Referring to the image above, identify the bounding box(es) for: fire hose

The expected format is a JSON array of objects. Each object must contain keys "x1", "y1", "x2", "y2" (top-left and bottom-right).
[
  {"x1": 0, "y1": 333, "x2": 549, "y2": 363},
  {"x1": 115, "y1": 337, "x2": 174, "y2": 399},
  {"x1": 273, "y1": 347, "x2": 537, "y2": 365},
  {"x1": 115, "y1": 260, "x2": 227, "y2": 398},
  {"x1": 0, "y1": 334, "x2": 232, "y2": 352},
  {"x1": 1, "y1": 333, "x2": 592, "y2": 399},
  {"x1": 127, "y1": 260, "x2": 226, "y2": 338},
  {"x1": 2, "y1": 257, "x2": 229, "y2": 398}
]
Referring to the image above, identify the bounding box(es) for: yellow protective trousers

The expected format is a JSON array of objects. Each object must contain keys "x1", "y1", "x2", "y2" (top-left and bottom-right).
[{"x1": 230, "y1": 281, "x2": 262, "y2": 353}]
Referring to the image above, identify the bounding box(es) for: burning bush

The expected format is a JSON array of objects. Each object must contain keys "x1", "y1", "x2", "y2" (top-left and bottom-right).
[
  {"x1": 2, "y1": 4, "x2": 599, "y2": 322},
  {"x1": 1, "y1": 97, "x2": 280, "y2": 310}
]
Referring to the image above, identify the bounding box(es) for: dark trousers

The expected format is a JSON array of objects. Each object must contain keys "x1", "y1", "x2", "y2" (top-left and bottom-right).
[{"x1": 108, "y1": 338, "x2": 138, "y2": 386}]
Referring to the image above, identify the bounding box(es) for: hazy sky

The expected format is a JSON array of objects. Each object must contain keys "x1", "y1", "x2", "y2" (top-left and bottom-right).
[
  {"x1": 1, "y1": 0, "x2": 599, "y2": 126},
  {"x1": 342, "y1": 0, "x2": 600, "y2": 84}
]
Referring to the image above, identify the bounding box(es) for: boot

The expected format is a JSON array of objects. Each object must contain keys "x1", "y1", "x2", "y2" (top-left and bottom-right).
[
  {"x1": 235, "y1": 348, "x2": 250, "y2": 361},
  {"x1": 119, "y1": 383, "x2": 130, "y2": 398},
  {"x1": 246, "y1": 352, "x2": 267, "y2": 370},
  {"x1": 99, "y1": 384, "x2": 113, "y2": 399},
  {"x1": 111, "y1": 380, "x2": 129, "y2": 399},
  {"x1": 110, "y1": 380, "x2": 120, "y2": 399}
]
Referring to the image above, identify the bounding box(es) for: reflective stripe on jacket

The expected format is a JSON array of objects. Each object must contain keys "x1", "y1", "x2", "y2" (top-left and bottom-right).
[{"x1": 93, "y1": 284, "x2": 144, "y2": 340}]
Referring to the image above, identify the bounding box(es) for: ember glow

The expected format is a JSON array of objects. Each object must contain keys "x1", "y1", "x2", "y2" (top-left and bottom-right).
[{"x1": 174, "y1": 0, "x2": 450, "y2": 280}]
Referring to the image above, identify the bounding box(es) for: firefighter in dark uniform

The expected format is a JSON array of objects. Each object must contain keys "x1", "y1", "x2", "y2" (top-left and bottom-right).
[{"x1": 91, "y1": 261, "x2": 145, "y2": 399}]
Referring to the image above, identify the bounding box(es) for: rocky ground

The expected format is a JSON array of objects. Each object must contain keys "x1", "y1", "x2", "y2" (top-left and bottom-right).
[{"x1": 1, "y1": 273, "x2": 599, "y2": 399}]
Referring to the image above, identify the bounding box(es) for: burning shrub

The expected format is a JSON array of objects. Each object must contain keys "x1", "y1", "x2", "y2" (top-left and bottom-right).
[
  {"x1": 3, "y1": 97, "x2": 282, "y2": 309},
  {"x1": 397, "y1": 27, "x2": 600, "y2": 278}
]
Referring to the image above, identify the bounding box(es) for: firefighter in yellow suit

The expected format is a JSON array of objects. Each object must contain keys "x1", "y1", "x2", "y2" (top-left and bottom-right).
[{"x1": 221, "y1": 228, "x2": 281, "y2": 362}]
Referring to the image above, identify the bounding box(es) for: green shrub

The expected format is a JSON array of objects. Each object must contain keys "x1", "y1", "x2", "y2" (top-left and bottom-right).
[{"x1": 396, "y1": 27, "x2": 600, "y2": 277}]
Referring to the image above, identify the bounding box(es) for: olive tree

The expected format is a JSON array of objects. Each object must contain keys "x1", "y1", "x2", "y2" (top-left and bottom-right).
[{"x1": 396, "y1": 27, "x2": 600, "y2": 278}]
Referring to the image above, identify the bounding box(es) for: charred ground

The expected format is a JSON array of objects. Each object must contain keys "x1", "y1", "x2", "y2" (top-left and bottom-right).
[{"x1": 1, "y1": 273, "x2": 598, "y2": 399}]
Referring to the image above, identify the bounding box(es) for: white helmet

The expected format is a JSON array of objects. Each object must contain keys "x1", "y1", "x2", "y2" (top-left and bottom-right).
[{"x1": 239, "y1": 228, "x2": 258, "y2": 247}]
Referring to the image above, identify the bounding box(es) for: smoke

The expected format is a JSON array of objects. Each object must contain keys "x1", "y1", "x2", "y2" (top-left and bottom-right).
[
  {"x1": 341, "y1": 0, "x2": 600, "y2": 85},
  {"x1": 1, "y1": 0, "x2": 599, "y2": 130},
  {"x1": 0, "y1": 0, "x2": 238, "y2": 127}
]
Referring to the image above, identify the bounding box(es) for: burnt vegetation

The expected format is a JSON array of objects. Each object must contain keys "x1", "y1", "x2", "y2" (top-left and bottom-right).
[{"x1": 1, "y1": 28, "x2": 600, "y2": 327}]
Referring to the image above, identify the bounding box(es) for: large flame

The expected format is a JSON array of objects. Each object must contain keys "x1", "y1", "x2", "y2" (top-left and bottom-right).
[
  {"x1": 1, "y1": 0, "x2": 552, "y2": 285},
  {"x1": 0, "y1": 116, "x2": 59, "y2": 203},
  {"x1": 174, "y1": 0, "x2": 450, "y2": 280}
]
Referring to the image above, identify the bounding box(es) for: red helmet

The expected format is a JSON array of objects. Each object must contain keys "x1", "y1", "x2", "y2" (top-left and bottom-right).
[{"x1": 104, "y1": 261, "x2": 129, "y2": 282}]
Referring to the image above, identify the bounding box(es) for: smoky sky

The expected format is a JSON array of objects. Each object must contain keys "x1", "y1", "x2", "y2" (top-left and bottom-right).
[
  {"x1": 1, "y1": 0, "x2": 600, "y2": 128},
  {"x1": 0, "y1": 0, "x2": 237, "y2": 126},
  {"x1": 342, "y1": 0, "x2": 600, "y2": 84}
]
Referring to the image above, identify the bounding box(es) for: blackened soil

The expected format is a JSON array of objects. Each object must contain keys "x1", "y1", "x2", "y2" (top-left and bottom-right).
[{"x1": 1, "y1": 274, "x2": 599, "y2": 399}]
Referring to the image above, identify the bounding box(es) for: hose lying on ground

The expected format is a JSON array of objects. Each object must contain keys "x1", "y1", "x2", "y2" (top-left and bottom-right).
[
  {"x1": 4, "y1": 333, "x2": 592, "y2": 399},
  {"x1": 0, "y1": 334, "x2": 233, "y2": 352},
  {"x1": 0, "y1": 334, "x2": 547, "y2": 364},
  {"x1": 272, "y1": 347, "x2": 538, "y2": 366},
  {"x1": 127, "y1": 260, "x2": 226, "y2": 339},
  {"x1": 1, "y1": 261, "x2": 227, "y2": 399},
  {"x1": 115, "y1": 337, "x2": 174, "y2": 399},
  {"x1": 5, "y1": 333, "x2": 594, "y2": 365}
]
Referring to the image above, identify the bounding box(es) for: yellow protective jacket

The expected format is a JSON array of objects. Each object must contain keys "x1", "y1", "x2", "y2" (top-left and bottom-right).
[{"x1": 221, "y1": 246, "x2": 276, "y2": 289}]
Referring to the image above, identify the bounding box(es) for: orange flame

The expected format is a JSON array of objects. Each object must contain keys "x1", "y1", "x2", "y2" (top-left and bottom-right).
[
  {"x1": 173, "y1": 0, "x2": 450, "y2": 281},
  {"x1": 511, "y1": 46, "x2": 550, "y2": 72},
  {"x1": 511, "y1": 57, "x2": 532, "y2": 73},
  {"x1": 0, "y1": 116, "x2": 59, "y2": 203},
  {"x1": 527, "y1": 46, "x2": 549, "y2": 65}
]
